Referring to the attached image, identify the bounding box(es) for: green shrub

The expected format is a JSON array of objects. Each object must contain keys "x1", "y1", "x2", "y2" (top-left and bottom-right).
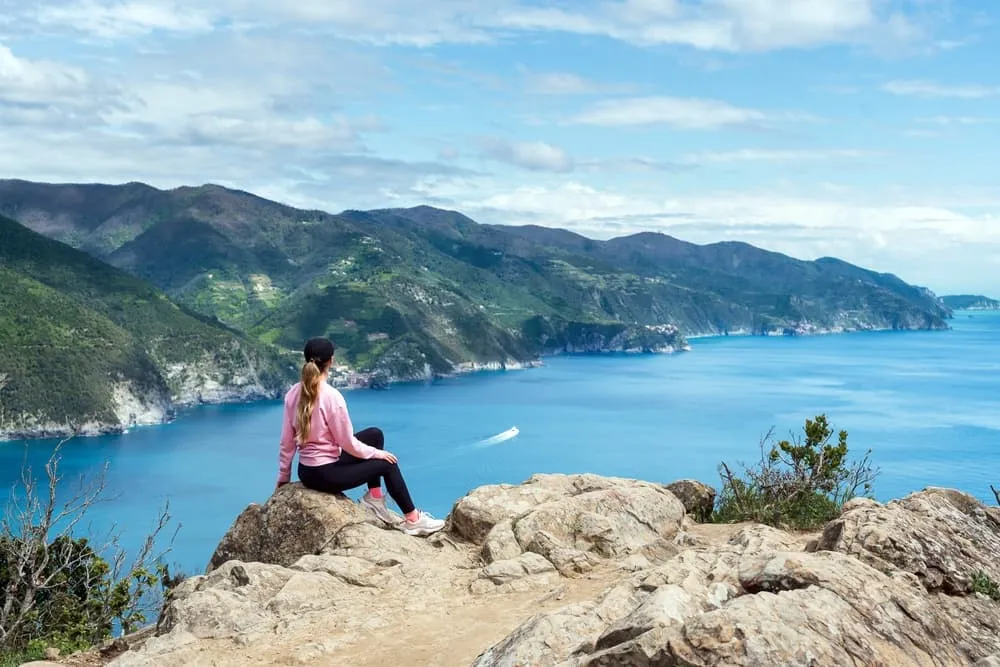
[
  {"x1": 713, "y1": 415, "x2": 879, "y2": 530},
  {"x1": 0, "y1": 439, "x2": 181, "y2": 660},
  {"x1": 972, "y1": 571, "x2": 1000, "y2": 602}
]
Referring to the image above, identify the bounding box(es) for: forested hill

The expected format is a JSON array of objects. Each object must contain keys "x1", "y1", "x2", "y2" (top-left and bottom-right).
[
  {"x1": 0, "y1": 213, "x2": 292, "y2": 439},
  {"x1": 941, "y1": 294, "x2": 1000, "y2": 311},
  {"x1": 0, "y1": 179, "x2": 950, "y2": 395}
]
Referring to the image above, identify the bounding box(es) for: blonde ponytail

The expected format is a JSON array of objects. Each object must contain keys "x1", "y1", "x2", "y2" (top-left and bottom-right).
[{"x1": 295, "y1": 361, "x2": 323, "y2": 444}]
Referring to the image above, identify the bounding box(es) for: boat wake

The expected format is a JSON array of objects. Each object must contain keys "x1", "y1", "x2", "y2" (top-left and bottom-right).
[{"x1": 473, "y1": 426, "x2": 520, "y2": 448}]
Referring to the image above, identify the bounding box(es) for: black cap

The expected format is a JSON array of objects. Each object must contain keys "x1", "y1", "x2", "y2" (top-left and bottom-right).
[{"x1": 303, "y1": 337, "x2": 336, "y2": 365}]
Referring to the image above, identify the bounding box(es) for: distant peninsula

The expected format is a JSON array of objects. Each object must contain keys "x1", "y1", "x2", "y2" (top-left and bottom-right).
[
  {"x1": 0, "y1": 178, "x2": 953, "y2": 438},
  {"x1": 941, "y1": 294, "x2": 1000, "y2": 311}
]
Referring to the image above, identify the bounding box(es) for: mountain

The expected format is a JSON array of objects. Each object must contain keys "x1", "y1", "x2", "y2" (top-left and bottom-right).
[
  {"x1": 0, "y1": 214, "x2": 294, "y2": 440},
  {"x1": 0, "y1": 179, "x2": 950, "y2": 388},
  {"x1": 941, "y1": 294, "x2": 1000, "y2": 311}
]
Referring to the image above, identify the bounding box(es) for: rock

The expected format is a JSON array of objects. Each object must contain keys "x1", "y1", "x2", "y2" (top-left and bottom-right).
[
  {"x1": 471, "y1": 552, "x2": 558, "y2": 594},
  {"x1": 43, "y1": 647, "x2": 60, "y2": 659},
  {"x1": 666, "y1": 479, "x2": 717, "y2": 521},
  {"x1": 976, "y1": 656, "x2": 1000, "y2": 667},
  {"x1": 456, "y1": 473, "x2": 685, "y2": 580},
  {"x1": 815, "y1": 487, "x2": 1000, "y2": 595},
  {"x1": 473, "y1": 579, "x2": 647, "y2": 667},
  {"x1": 451, "y1": 473, "x2": 676, "y2": 545},
  {"x1": 478, "y1": 495, "x2": 1000, "y2": 667},
  {"x1": 207, "y1": 483, "x2": 383, "y2": 571},
  {"x1": 106, "y1": 476, "x2": 1000, "y2": 667}
]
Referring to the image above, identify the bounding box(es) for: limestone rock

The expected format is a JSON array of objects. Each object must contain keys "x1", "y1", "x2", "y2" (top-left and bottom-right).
[
  {"x1": 470, "y1": 552, "x2": 558, "y2": 594},
  {"x1": 105, "y1": 478, "x2": 1000, "y2": 667},
  {"x1": 666, "y1": 479, "x2": 717, "y2": 521},
  {"x1": 458, "y1": 473, "x2": 685, "y2": 579},
  {"x1": 207, "y1": 483, "x2": 381, "y2": 571},
  {"x1": 815, "y1": 487, "x2": 1000, "y2": 594},
  {"x1": 450, "y1": 473, "x2": 677, "y2": 545},
  {"x1": 477, "y1": 490, "x2": 1000, "y2": 667}
]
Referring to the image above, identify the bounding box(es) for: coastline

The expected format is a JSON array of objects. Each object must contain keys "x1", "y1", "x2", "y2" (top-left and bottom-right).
[{"x1": 0, "y1": 322, "x2": 948, "y2": 442}]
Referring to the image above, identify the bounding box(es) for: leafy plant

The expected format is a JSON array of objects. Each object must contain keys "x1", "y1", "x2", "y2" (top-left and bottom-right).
[
  {"x1": 713, "y1": 415, "x2": 879, "y2": 530},
  {"x1": 0, "y1": 437, "x2": 180, "y2": 660},
  {"x1": 972, "y1": 571, "x2": 1000, "y2": 602}
]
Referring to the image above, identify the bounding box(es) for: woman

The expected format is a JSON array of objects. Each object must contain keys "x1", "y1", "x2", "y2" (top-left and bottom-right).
[{"x1": 276, "y1": 337, "x2": 445, "y2": 537}]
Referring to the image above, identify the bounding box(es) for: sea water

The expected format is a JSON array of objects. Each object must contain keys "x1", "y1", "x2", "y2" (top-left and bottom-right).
[{"x1": 2, "y1": 311, "x2": 998, "y2": 576}]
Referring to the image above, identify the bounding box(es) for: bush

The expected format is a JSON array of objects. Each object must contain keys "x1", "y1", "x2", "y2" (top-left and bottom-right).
[
  {"x1": 713, "y1": 414, "x2": 879, "y2": 530},
  {"x1": 972, "y1": 571, "x2": 1000, "y2": 602},
  {"x1": 0, "y1": 437, "x2": 181, "y2": 661}
]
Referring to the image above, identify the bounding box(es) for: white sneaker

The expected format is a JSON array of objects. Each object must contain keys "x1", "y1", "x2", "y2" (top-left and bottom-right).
[
  {"x1": 360, "y1": 491, "x2": 404, "y2": 526},
  {"x1": 401, "y1": 511, "x2": 445, "y2": 537}
]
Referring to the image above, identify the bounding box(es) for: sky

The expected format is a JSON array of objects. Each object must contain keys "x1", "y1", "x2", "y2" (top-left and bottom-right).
[{"x1": 0, "y1": 0, "x2": 998, "y2": 296}]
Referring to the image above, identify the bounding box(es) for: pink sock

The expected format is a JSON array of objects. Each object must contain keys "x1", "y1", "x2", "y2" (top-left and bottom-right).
[
  {"x1": 404, "y1": 510, "x2": 419, "y2": 523},
  {"x1": 369, "y1": 487, "x2": 384, "y2": 499}
]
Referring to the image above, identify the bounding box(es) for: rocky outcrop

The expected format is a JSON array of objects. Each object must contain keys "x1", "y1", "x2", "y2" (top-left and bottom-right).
[
  {"x1": 451, "y1": 474, "x2": 686, "y2": 593},
  {"x1": 475, "y1": 487, "x2": 1000, "y2": 667},
  {"x1": 813, "y1": 487, "x2": 1000, "y2": 594},
  {"x1": 665, "y1": 479, "x2": 716, "y2": 521},
  {"x1": 207, "y1": 483, "x2": 393, "y2": 571},
  {"x1": 102, "y1": 476, "x2": 1000, "y2": 667}
]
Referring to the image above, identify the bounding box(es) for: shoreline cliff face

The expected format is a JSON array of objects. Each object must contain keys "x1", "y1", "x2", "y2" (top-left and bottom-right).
[
  {"x1": 77, "y1": 473, "x2": 1000, "y2": 667},
  {"x1": 1, "y1": 318, "x2": 946, "y2": 441}
]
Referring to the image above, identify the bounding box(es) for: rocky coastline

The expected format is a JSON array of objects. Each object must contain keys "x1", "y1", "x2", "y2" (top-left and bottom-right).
[
  {"x1": 0, "y1": 318, "x2": 946, "y2": 441},
  {"x1": 45, "y1": 472, "x2": 1000, "y2": 667}
]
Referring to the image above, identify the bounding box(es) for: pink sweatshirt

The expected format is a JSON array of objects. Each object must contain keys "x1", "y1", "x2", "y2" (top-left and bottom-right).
[{"x1": 277, "y1": 382, "x2": 382, "y2": 484}]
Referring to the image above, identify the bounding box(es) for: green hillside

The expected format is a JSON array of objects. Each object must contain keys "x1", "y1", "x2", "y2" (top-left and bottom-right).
[
  {"x1": 0, "y1": 180, "x2": 952, "y2": 388},
  {"x1": 0, "y1": 214, "x2": 293, "y2": 438},
  {"x1": 941, "y1": 294, "x2": 1000, "y2": 311}
]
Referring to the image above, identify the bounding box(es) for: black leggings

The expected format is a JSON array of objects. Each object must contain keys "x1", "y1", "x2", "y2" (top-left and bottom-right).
[{"x1": 298, "y1": 427, "x2": 416, "y2": 515}]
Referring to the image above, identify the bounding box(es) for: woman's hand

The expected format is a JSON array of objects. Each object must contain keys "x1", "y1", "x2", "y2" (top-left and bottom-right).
[
  {"x1": 275, "y1": 480, "x2": 289, "y2": 492},
  {"x1": 379, "y1": 450, "x2": 398, "y2": 464}
]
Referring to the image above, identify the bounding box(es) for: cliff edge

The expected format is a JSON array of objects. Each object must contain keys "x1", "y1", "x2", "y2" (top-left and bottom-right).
[{"x1": 53, "y1": 474, "x2": 1000, "y2": 666}]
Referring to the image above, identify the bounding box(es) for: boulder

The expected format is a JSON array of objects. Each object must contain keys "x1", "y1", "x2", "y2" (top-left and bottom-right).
[
  {"x1": 452, "y1": 473, "x2": 685, "y2": 578},
  {"x1": 815, "y1": 488, "x2": 1000, "y2": 594},
  {"x1": 470, "y1": 552, "x2": 558, "y2": 594},
  {"x1": 665, "y1": 479, "x2": 717, "y2": 521},
  {"x1": 207, "y1": 483, "x2": 384, "y2": 571},
  {"x1": 475, "y1": 494, "x2": 1000, "y2": 667}
]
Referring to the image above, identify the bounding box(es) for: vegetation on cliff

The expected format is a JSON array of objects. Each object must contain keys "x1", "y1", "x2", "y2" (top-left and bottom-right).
[
  {"x1": 713, "y1": 414, "x2": 879, "y2": 530},
  {"x1": 0, "y1": 442, "x2": 179, "y2": 665},
  {"x1": 0, "y1": 180, "x2": 950, "y2": 386},
  {"x1": 0, "y1": 214, "x2": 292, "y2": 437},
  {"x1": 941, "y1": 294, "x2": 1000, "y2": 311}
]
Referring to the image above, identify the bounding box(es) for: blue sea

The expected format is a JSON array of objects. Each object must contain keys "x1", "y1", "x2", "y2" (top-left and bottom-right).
[{"x1": 2, "y1": 311, "x2": 999, "y2": 576}]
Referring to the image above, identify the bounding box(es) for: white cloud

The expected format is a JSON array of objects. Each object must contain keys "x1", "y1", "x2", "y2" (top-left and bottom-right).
[
  {"x1": 0, "y1": 43, "x2": 92, "y2": 104},
  {"x1": 570, "y1": 96, "x2": 776, "y2": 129},
  {"x1": 522, "y1": 70, "x2": 636, "y2": 96},
  {"x1": 33, "y1": 1, "x2": 215, "y2": 37},
  {"x1": 14, "y1": 0, "x2": 944, "y2": 53},
  {"x1": 883, "y1": 80, "x2": 1000, "y2": 99},
  {"x1": 917, "y1": 116, "x2": 998, "y2": 125},
  {"x1": 482, "y1": 140, "x2": 575, "y2": 172},
  {"x1": 684, "y1": 148, "x2": 880, "y2": 164}
]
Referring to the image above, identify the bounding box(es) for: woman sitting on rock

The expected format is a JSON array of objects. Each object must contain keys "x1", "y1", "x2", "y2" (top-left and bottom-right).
[{"x1": 275, "y1": 337, "x2": 445, "y2": 537}]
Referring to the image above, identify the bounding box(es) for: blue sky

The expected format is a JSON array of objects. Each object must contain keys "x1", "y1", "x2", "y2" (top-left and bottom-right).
[{"x1": 0, "y1": 0, "x2": 998, "y2": 295}]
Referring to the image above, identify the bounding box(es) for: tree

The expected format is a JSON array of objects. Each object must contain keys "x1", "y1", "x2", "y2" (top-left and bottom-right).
[
  {"x1": 714, "y1": 415, "x2": 879, "y2": 530},
  {"x1": 0, "y1": 436, "x2": 178, "y2": 659}
]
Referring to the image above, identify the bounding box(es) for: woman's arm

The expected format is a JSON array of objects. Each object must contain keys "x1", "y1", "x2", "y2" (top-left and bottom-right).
[
  {"x1": 277, "y1": 398, "x2": 297, "y2": 485},
  {"x1": 326, "y1": 390, "x2": 382, "y2": 460}
]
